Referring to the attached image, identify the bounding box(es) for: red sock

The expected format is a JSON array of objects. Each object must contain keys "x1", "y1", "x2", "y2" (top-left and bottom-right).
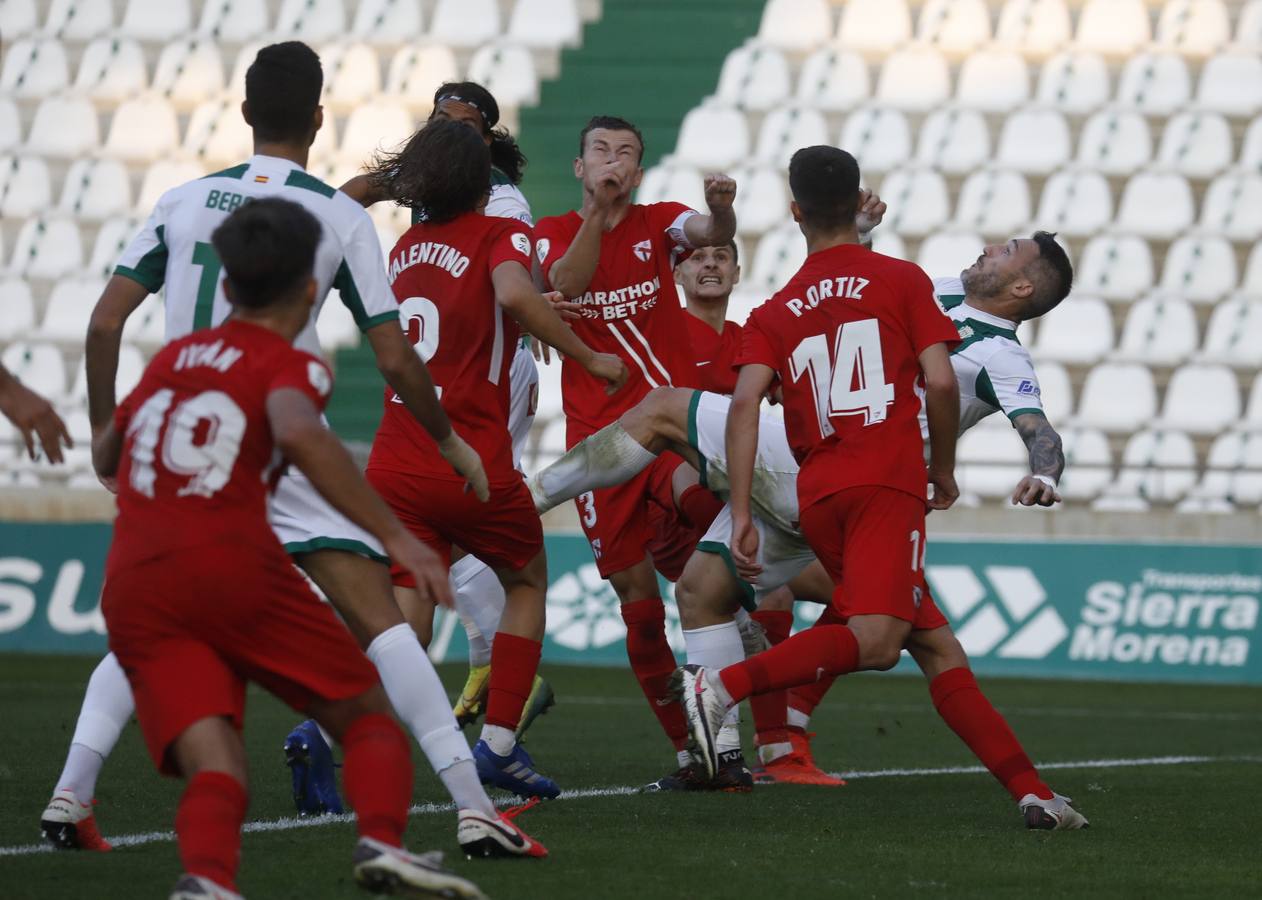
[
  {"x1": 677, "y1": 483, "x2": 723, "y2": 531},
  {"x1": 621, "y1": 597, "x2": 689, "y2": 750},
  {"x1": 929, "y1": 667, "x2": 1053, "y2": 802},
  {"x1": 342, "y1": 713, "x2": 413, "y2": 846},
  {"x1": 176, "y1": 771, "x2": 248, "y2": 892},
  {"x1": 749, "y1": 610, "x2": 794, "y2": 744},
  {"x1": 484, "y1": 632, "x2": 542, "y2": 731},
  {"x1": 787, "y1": 604, "x2": 846, "y2": 717},
  {"x1": 719, "y1": 625, "x2": 859, "y2": 705}
]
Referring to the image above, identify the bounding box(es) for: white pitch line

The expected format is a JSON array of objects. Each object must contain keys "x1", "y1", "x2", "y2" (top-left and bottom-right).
[{"x1": 2, "y1": 754, "x2": 1258, "y2": 859}]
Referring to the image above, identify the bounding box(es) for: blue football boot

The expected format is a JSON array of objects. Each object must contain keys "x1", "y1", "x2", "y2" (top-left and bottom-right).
[
  {"x1": 473, "y1": 739, "x2": 560, "y2": 800},
  {"x1": 283, "y1": 719, "x2": 343, "y2": 815}
]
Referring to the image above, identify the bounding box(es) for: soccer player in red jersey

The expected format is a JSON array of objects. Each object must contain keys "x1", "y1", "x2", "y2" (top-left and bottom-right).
[
  {"x1": 95, "y1": 198, "x2": 492, "y2": 900},
  {"x1": 532, "y1": 116, "x2": 735, "y2": 776},
  {"x1": 364, "y1": 120, "x2": 627, "y2": 799},
  {"x1": 678, "y1": 242, "x2": 744, "y2": 395}
]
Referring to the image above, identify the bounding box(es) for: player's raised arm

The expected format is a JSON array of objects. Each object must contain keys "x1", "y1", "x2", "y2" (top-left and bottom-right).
[
  {"x1": 338, "y1": 173, "x2": 388, "y2": 208},
  {"x1": 725, "y1": 362, "x2": 776, "y2": 579},
  {"x1": 920, "y1": 341, "x2": 961, "y2": 511},
  {"x1": 0, "y1": 364, "x2": 71, "y2": 464},
  {"x1": 681, "y1": 173, "x2": 738, "y2": 249},
  {"x1": 1011, "y1": 413, "x2": 1064, "y2": 507}
]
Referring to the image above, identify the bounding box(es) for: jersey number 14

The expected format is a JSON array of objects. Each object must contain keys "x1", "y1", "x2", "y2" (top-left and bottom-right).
[{"x1": 789, "y1": 318, "x2": 894, "y2": 438}]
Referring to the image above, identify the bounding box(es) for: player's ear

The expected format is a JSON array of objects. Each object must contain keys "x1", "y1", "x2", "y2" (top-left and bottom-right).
[
  {"x1": 573, "y1": 156, "x2": 584, "y2": 179},
  {"x1": 732, "y1": 263, "x2": 742, "y2": 286},
  {"x1": 310, "y1": 105, "x2": 324, "y2": 145},
  {"x1": 789, "y1": 200, "x2": 802, "y2": 224},
  {"x1": 300, "y1": 276, "x2": 317, "y2": 311},
  {"x1": 222, "y1": 277, "x2": 237, "y2": 304},
  {"x1": 1010, "y1": 277, "x2": 1035, "y2": 300},
  {"x1": 240, "y1": 99, "x2": 253, "y2": 128},
  {"x1": 631, "y1": 165, "x2": 644, "y2": 190}
]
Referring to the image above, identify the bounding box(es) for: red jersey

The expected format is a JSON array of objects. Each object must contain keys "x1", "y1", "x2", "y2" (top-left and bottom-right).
[
  {"x1": 109, "y1": 319, "x2": 332, "y2": 571},
  {"x1": 685, "y1": 312, "x2": 743, "y2": 395},
  {"x1": 368, "y1": 212, "x2": 531, "y2": 485},
  {"x1": 736, "y1": 244, "x2": 959, "y2": 510},
  {"x1": 534, "y1": 202, "x2": 701, "y2": 435}
]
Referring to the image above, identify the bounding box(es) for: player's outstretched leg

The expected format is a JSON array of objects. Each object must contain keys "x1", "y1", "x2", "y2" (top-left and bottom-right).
[{"x1": 41, "y1": 651, "x2": 134, "y2": 851}]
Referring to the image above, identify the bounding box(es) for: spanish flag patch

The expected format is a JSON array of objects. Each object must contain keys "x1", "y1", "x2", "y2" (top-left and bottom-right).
[{"x1": 254, "y1": 175, "x2": 269, "y2": 183}]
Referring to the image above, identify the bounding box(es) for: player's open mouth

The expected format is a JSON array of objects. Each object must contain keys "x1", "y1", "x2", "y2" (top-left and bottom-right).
[{"x1": 699, "y1": 276, "x2": 722, "y2": 285}]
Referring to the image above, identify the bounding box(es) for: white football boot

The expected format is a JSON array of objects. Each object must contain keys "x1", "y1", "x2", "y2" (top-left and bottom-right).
[
  {"x1": 353, "y1": 837, "x2": 487, "y2": 899},
  {"x1": 457, "y1": 804, "x2": 548, "y2": 858},
  {"x1": 40, "y1": 789, "x2": 112, "y2": 851},
  {"x1": 1020, "y1": 792, "x2": 1090, "y2": 830},
  {"x1": 671, "y1": 665, "x2": 731, "y2": 778},
  {"x1": 168, "y1": 874, "x2": 245, "y2": 900}
]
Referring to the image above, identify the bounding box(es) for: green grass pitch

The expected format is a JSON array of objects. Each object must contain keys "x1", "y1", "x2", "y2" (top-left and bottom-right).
[{"x1": 2, "y1": 655, "x2": 1260, "y2": 898}]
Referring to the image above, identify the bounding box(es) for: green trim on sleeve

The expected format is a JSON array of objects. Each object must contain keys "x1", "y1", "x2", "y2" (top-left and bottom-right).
[
  {"x1": 283, "y1": 537, "x2": 389, "y2": 564},
  {"x1": 113, "y1": 224, "x2": 167, "y2": 293},
  {"x1": 937, "y1": 294, "x2": 966, "y2": 311},
  {"x1": 696, "y1": 540, "x2": 757, "y2": 610},
  {"x1": 284, "y1": 169, "x2": 337, "y2": 198},
  {"x1": 360, "y1": 310, "x2": 401, "y2": 331},
  {"x1": 202, "y1": 163, "x2": 249, "y2": 180},
  {"x1": 975, "y1": 367, "x2": 1000, "y2": 410},
  {"x1": 686, "y1": 389, "x2": 707, "y2": 489},
  {"x1": 1007, "y1": 407, "x2": 1046, "y2": 422},
  {"x1": 332, "y1": 260, "x2": 372, "y2": 327}
]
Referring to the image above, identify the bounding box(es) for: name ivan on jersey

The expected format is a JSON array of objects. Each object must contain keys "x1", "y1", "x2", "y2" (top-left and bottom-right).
[
  {"x1": 784, "y1": 275, "x2": 870, "y2": 318},
  {"x1": 576, "y1": 276, "x2": 662, "y2": 321}
]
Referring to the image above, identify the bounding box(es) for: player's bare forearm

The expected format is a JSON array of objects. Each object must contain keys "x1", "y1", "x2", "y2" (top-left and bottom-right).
[
  {"x1": 725, "y1": 365, "x2": 774, "y2": 520},
  {"x1": 547, "y1": 211, "x2": 607, "y2": 297},
  {"x1": 683, "y1": 207, "x2": 737, "y2": 249},
  {"x1": 86, "y1": 275, "x2": 149, "y2": 433},
  {"x1": 494, "y1": 262, "x2": 594, "y2": 366},
  {"x1": 919, "y1": 343, "x2": 959, "y2": 474},
  {"x1": 91, "y1": 422, "x2": 123, "y2": 478},
  {"x1": 339, "y1": 173, "x2": 387, "y2": 209},
  {"x1": 1015, "y1": 413, "x2": 1065, "y2": 481},
  {"x1": 364, "y1": 321, "x2": 453, "y2": 443}
]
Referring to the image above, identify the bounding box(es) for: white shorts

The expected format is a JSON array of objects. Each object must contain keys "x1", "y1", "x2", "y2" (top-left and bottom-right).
[
  {"x1": 698, "y1": 505, "x2": 817, "y2": 609},
  {"x1": 270, "y1": 467, "x2": 388, "y2": 562},
  {"x1": 508, "y1": 341, "x2": 538, "y2": 470}
]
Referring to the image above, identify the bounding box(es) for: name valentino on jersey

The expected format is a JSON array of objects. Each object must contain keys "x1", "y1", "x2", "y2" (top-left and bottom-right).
[{"x1": 388, "y1": 241, "x2": 472, "y2": 282}]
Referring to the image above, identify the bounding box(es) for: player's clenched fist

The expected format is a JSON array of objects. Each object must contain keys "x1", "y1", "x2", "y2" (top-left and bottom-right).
[
  {"x1": 384, "y1": 531, "x2": 453, "y2": 608},
  {"x1": 703, "y1": 173, "x2": 737, "y2": 211},
  {"x1": 730, "y1": 513, "x2": 763, "y2": 581},
  {"x1": 928, "y1": 468, "x2": 959, "y2": 511},
  {"x1": 856, "y1": 189, "x2": 887, "y2": 235},
  {"x1": 591, "y1": 163, "x2": 626, "y2": 210},
  {"x1": 586, "y1": 352, "x2": 629, "y2": 396}
]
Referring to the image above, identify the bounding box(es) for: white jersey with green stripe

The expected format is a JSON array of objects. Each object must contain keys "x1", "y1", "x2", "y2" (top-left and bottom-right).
[
  {"x1": 410, "y1": 166, "x2": 531, "y2": 226},
  {"x1": 115, "y1": 154, "x2": 398, "y2": 356}
]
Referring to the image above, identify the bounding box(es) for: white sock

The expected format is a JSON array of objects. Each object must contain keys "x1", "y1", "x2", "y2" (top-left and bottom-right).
[
  {"x1": 462, "y1": 617, "x2": 492, "y2": 668},
  {"x1": 787, "y1": 708, "x2": 810, "y2": 731},
  {"x1": 684, "y1": 622, "x2": 743, "y2": 729},
  {"x1": 479, "y1": 724, "x2": 516, "y2": 757},
  {"x1": 677, "y1": 749, "x2": 693, "y2": 768},
  {"x1": 758, "y1": 741, "x2": 793, "y2": 764},
  {"x1": 58, "y1": 652, "x2": 134, "y2": 798},
  {"x1": 532, "y1": 422, "x2": 656, "y2": 513},
  {"x1": 717, "y1": 722, "x2": 742, "y2": 755},
  {"x1": 434, "y1": 758, "x2": 495, "y2": 817},
  {"x1": 451, "y1": 556, "x2": 504, "y2": 668}
]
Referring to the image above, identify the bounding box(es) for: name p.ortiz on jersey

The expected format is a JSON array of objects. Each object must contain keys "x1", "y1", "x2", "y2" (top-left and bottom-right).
[{"x1": 574, "y1": 276, "x2": 663, "y2": 321}]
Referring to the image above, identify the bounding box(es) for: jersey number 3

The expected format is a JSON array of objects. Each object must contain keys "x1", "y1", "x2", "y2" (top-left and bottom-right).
[{"x1": 789, "y1": 318, "x2": 894, "y2": 438}]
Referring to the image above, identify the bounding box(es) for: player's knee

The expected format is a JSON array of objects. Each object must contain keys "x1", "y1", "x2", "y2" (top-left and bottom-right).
[{"x1": 863, "y1": 644, "x2": 904, "y2": 671}]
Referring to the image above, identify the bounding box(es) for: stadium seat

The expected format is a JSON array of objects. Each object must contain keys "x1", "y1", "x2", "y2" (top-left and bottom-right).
[
  {"x1": 226, "y1": 42, "x2": 267, "y2": 99},
  {"x1": 509, "y1": 0, "x2": 581, "y2": 49},
  {"x1": 674, "y1": 105, "x2": 749, "y2": 170},
  {"x1": 1195, "y1": 52, "x2": 1262, "y2": 116},
  {"x1": 274, "y1": 0, "x2": 346, "y2": 43},
  {"x1": 137, "y1": 160, "x2": 206, "y2": 213},
  {"x1": 839, "y1": 107, "x2": 912, "y2": 174},
  {"x1": 349, "y1": 0, "x2": 422, "y2": 45},
  {"x1": 1035, "y1": 51, "x2": 1110, "y2": 114},
  {"x1": 0, "y1": 278, "x2": 36, "y2": 340},
  {"x1": 1075, "y1": 0, "x2": 1151, "y2": 55},
  {"x1": 321, "y1": 43, "x2": 383, "y2": 113},
  {"x1": 57, "y1": 157, "x2": 132, "y2": 222},
  {"x1": 152, "y1": 40, "x2": 226, "y2": 111},
  {"x1": 757, "y1": 0, "x2": 832, "y2": 52},
  {"x1": 0, "y1": 342, "x2": 66, "y2": 398},
  {"x1": 1160, "y1": 364, "x2": 1241, "y2": 434},
  {"x1": 732, "y1": 166, "x2": 789, "y2": 236},
  {"x1": 1, "y1": 0, "x2": 36, "y2": 36},
  {"x1": 917, "y1": 231, "x2": 984, "y2": 277},
  {"x1": 384, "y1": 45, "x2": 459, "y2": 112},
  {"x1": 1115, "y1": 171, "x2": 1195, "y2": 239},
  {"x1": 196, "y1": 0, "x2": 270, "y2": 43},
  {"x1": 430, "y1": 0, "x2": 501, "y2": 47},
  {"x1": 74, "y1": 37, "x2": 148, "y2": 105},
  {"x1": 0, "y1": 38, "x2": 70, "y2": 99},
  {"x1": 995, "y1": 0, "x2": 1072, "y2": 58},
  {"x1": 1115, "y1": 52, "x2": 1191, "y2": 116},
  {"x1": 1155, "y1": 0, "x2": 1230, "y2": 56},
  {"x1": 877, "y1": 168, "x2": 950, "y2": 236},
  {"x1": 875, "y1": 45, "x2": 951, "y2": 111},
  {"x1": 1245, "y1": 372, "x2": 1262, "y2": 429},
  {"x1": 1239, "y1": 116, "x2": 1262, "y2": 169},
  {"x1": 88, "y1": 217, "x2": 141, "y2": 279},
  {"x1": 1033, "y1": 360, "x2": 1073, "y2": 423},
  {"x1": 755, "y1": 106, "x2": 829, "y2": 168},
  {"x1": 316, "y1": 298, "x2": 360, "y2": 350},
  {"x1": 1035, "y1": 168, "x2": 1113, "y2": 236},
  {"x1": 122, "y1": 296, "x2": 166, "y2": 345},
  {"x1": 468, "y1": 44, "x2": 540, "y2": 109},
  {"x1": 1075, "y1": 362, "x2": 1157, "y2": 432},
  {"x1": 1156, "y1": 111, "x2": 1232, "y2": 177},
  {"x1": 40, "y1": 278, "x2": 105, "y2": 342},
  {"x1": 1158, "y1": 234, "x2": 1237, "y2": 304},
  {"x1": 104, "y1": 96, "x2": 180, "y2": 164},
  {"x1": 1115, "y1": 295, "x2": 1198, "y2": 366},
  {"x1": 43, "y1": 0, "x2": 113, "y2": 39},
  {"x1": 1058, "y1": 427, "x2": 1113, "y2": 500},
  {"x1": 955, "y1": 48, "x2": 1030, "y2": 112},
  {"x1": 717, "y1": 43, "x2": 792, "y2": 112},
  {"x1": 0, "y1": 155, "x2": 52, "y2": 220},
  {"x1": 869, "y1": 229, "x2": 906, "y2": 260},
  {"x1": 9, "y1": 217, "x2": 83, "y2": 280},
  {"x1": 338, "y1": 102, "x2": 414, "y2": 166},
  {"x1": 795, "y1": 47, "x2": 869, "y2": 111},
  {"x1": 1032, "y1": 295, "x2": 1114, "y2": 364},
  {"x1": 995, "y1": 108, "x2": 1071, "y2": 174},
  {"x1": 1237, "y1": 0, "x2": 1262, "y2": 47},
  {"x1": 724, "y1": 289, "x2": 763, "y2": 327},
  {"x1": 1199, "y1": 296, "x2": 1262, "y2": 367},
  {"x1": 958, "y1": 426, "x2": 1028, "y2": 499},
  {"x1": 916, "y1": 108, "x2": 990, "y2": 174},
  {"x1": 1076, "y1": 109, "x2": 1152, "y2": 175},
  {"x1": 953, "y1": 169, "x2": 1031, "y2": 236},
  {"x1": 749, "y1": 221, "x2": 808, "y2": 291},
  {"x1": 1075, "y1": 234, "x2": 1153, "y2": 302},
  {"x1": 1200, "y1": 172, "x2": 1262, "y2": 241},
  {"x1": 1111, "y1": 429, "x2": 1198, "y2": 503},
  {"x1": 1189, "y1": 431, "x2": 1262, "y2": 507},
  {"x1": 916, "y1": 0, "x2": 991, "y2": 54},
  {"x1": 68, "y1": 343, "x2": 145, "y2": 403},
  {"x1": 119, "y1": 0, "x2": 191, "y2": 42},
  {"x1": 184, "y1": 97, "x2": 253, "y2": 166},
  {"x1": 1242, "y1": 243, "x2": 1262, "y2": 297},
  {"x1": 837, "y1": 0, "x2": 912, "y2": 53},
  {"x1": 636, "y1": 164, "x2": 706, "y2": 210},
  {"x1": 0, "y1": 98, "x2": 19, "y2": 153}
]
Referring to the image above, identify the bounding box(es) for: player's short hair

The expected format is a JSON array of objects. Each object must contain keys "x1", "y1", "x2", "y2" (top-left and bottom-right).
[
  {"x1": 579, "y1": 116, "x2": 645, "y2": 162},
  {"x1": 432, "y1": 81, "x2": 527, "y2": 185},
  {"x1": 789, "y1": 146, "x2": 861, "y2": 233},
  {"x1": 244, "y1": 42, "x2": 323, "y2": 144},
  {"x1": 369, "y1": 118, "x2": 490, "y2": 222},
  {"x1": 1024, "y1": 231, "x2": 1074, "y2": 317},
  {"x1": 212, "y1": 198, "x2": 321, "y2": 310}
]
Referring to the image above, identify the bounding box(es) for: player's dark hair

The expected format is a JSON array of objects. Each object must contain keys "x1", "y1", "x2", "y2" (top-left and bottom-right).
[
  {"x1": 212, "y1": 198, "x2": 321, "y2": 309},
  {"x1": 368, "y1": 119, "x2": 490, "y2": 222},
  {"x1": 1025, "y1": 231, "x2": 1074, "y2": 317},
  {"x1": 579, "y1": 115, "x2": 645, "y2": 163},
  {"x1": 432, "y1": 81, "x2": 527, "y2": 185},
  {"x1": 722, "y1": 238, "x2": 739, "y2": 266},
  {"x1": 789, "y1": 146, "x2": 861, "y2": 233},
  {"x1": 244, "y1": 42, "x2": 323, "y2": 144}
]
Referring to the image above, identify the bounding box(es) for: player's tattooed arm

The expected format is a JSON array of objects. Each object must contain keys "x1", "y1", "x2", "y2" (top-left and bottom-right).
[
  {"x1": 85, "y1": 276, "x2": 149, "y2": 434},
  {"x1": 682, "y1": 174, "x2": 738, "y2": 248},
  {"x1": 1011, "y1": 413, "x2": 1064, "y2": 507}
]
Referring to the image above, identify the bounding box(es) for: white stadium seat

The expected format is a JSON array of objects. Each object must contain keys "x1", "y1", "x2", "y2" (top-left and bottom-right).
[
  {"x1": 1115, "y1": 171, "x2": 1195, "y2": 239},
  {"x1": 916, "y1": 232, "x2": 984, "y2": 277},
  {"x1": 137, "y1": 160, "x2": 206, "y2": 213},
  {"x1": 57, "y1": 158, "x2": 132, "y2": 222},
  {"x1": 1160, "y1": 364, "x2": 1240, "y2": 434},
  {"x1": 196, "y1": 0, "x2": 270, "y2": 42},
  {"x1": 733, "y1": 167, "x2": 789, "y2": 236},
  {"x1": 757, "y1": 0, "x2": 832, "y2": 52},
  {"x1": 1076, "y1": 109, "x2": 1152, "y2": 175},
  {"x1": 636, "y1": 164, "x2": 706, "y2": 210},
  {"x1": 1195, "y1": 53, "x2": 1262, "y2": 116},
  {"x1": 877, "y1": 168, "x2": 949, "y2": 236},
  {"x1": 953, "y1": 168, "x2": 1031, "y2": 236},
  {"x1": 1032, "y1": 360, "x2": 1073, "y2": 422},
  {"x1": 1200, "y1": 172, "x2": 1262, "y2": 241},
  {"x1": 995, "y1": 108, "x2": 1071, "y2": 174},
  {"x1": 717, "y1": 43, "x2": 792, "y2": 112},
  {"x1": 105, "y1": 95, "x2": 180, "y2": 163},
  {"x1": 1075, "y1": 0, "x2": 1151, "y2": 55},
  {"x1": 1035, "y1": 169, "x2": 1113, "y2": 236},
  {"x1": 509, "y1": 0, "x2": 582, "y2": 49},
  {"x1": 958, "y1": 426, "x2": 1027, "y2": 499},
  {"x1": 1159, "y1": 234, "x2": 1237, "y2": 304},
  {"x1": 119, "y1": 0, "x2": 191, "y2": 42},
  {"x1": 152, "y1": 40, "x2": 226, "y2": 111},
  {"x1": 339, "y1": 102, "x2": 414, "y2": 166},
  {"x1": 0, "y1": 278, "x2": 36, "y2": 340},
  {"x1": 89, "y1": 218, "x2": 142, "y2": 279},
  {"x1": 870, "y1": 229, "x2": 906, "y2": 260},
  {"x1": 725, "y1": 289, "x2": 764, "y2": 327},
  {"x1": 995, "y1": 0, "x2": 1071, "y2": 58},
  {"x1": 1238, "y1": 0, "x2": 1262, "y2": 47},
  {"x1": 122, "y1": 297, "x2": 166, "y2": 345},
  {"x1": 1242, "y1": 243, "x2": 1262, "y2": 297},
  {"x1": 1190, "y1": 432, "x2": 1262, "y2": 506},
  {"x1": 0, "y1": 38, "x2": 70, "y2": 99},
  {"x1": 184, "y1": 97, "x2": 253, "y2": 166},
  {"x1": 468, "y1": 44, "x2": 540, "y2": 109},
  {"x1": 349, "y1": 0, "x2": 422, "y2": 45},
  {"x1": 9, "y1": 217, "x2": 83, "y2": 280},
  {"x1": 430, "y1": 0, "x2": 501, "y2": 47},
  {"x1": 274, "y1": 0, "x2": 346, "y2": 43},
  {"x1": 44, "y1": 0, "x2": 113, "y2": 39},
  {"x1": 916, "y1": 0, "x2": 992, "y2": 54},
  {"x1": 1156, "y1": 0, "x2": 1230, "y2": 56},
  {"x1": 1156, "y1": 111, "x2": 1232, "y2": 177},
  {"x1": 69, "y1": 344, "x2": 145, "y2": 404},
  {"x1": 1, "y1": 342, "x2": 66, "y2": 399},
  {"x1": 795, "y1": 47, "x2": 870, "y2": 112},
  {"x1": 40, "y1": 278, "x2": 105, "y2": 342},
  {"x1": 839, "y1": 107, "x2": 912, "y2": 174},
  {"x1": 1199, "y1": 297, "x2": 1262, "y2": 367},
  {"x1": 1076, "y1": 234, "x2": 1155, "y2": 302},
  {"x1": 1112, "y1": 429, "x2": 1198, "y2": 503},
  {"x1": 0, "y1": 98, "x2": 19, "y2": 153},
  {"x1": 1035, "y1": 51, "x2": 1110, "y2": 114},
  {"x1": 1115, "y1": 295, "x2": 1198, "y2": 366},
  {"x1": 750, "y1": 222, "x2": 808, "y2": 291},
  {"x1": 837, "y1": 0, "x2": 912, "y2": 53},
  {"x1": 1245, "y1": 372, "x2": 1262, "y2": 429},
  {"x1": 1076, "y1": 362, "x2": 1157, "y2": 432},
  {"x1": 875, "y1": 45, "x2": 951, "y2": 112},
  {"x1": 674, "y1": 105, "x2": 749, "y2": 170},
  {"x1": 1059, "y1": 427, "x2": 1113, "y2": 500},
  {"x1": 316, "y1": 297, "x2": 361, "y2": 349},
  {"x1": 916, "y1": 108, "x2": 990, "y2": 174},
  {"x1": 1115, "y1": 52, "x2": 1191, "y2": 116},
  {"x1": 385, "y1": 45, "x2": 460, "y2": 112},
  {"x1": 321, "y1": 43, "x2": 383, "y2": 112},
  {"x1": 0, "y1": 155, "x2": 51, "y2": 220},
  {"x1": 1239, "y1": 117, "x2": 1262, "y2": 169},
  {"x1": 1033, "y1": 295, "x2": 1114, "y2": 364},
  {"x1": 755, "y1": 106, "x2": 829, "y2": 168},
  {"x1": 1, "y1": 0, "x2": 36, "y2": 36},
  {"x1": 955, "y1": 49, "x2": 1030, "y2": 112},
  {"x1": 74, "y1": 37, "x2": 148, "y2": 105}
]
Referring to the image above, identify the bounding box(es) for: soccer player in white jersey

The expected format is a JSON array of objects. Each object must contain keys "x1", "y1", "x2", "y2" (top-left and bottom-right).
[{"x1": 40, "y1": 42, "x2": 547, "y2": 859}]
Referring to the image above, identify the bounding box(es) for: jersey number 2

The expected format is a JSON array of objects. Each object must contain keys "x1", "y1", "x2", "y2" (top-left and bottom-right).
[
  {"x1": 397, "y1": 296, "x2": 441, "y2": 400},
  {"x1": 788, "y1": 318, "x2": 894, "y2": 438},
  {"x1": 127, "y1": 389, "x2": 246, "y2": 498}
]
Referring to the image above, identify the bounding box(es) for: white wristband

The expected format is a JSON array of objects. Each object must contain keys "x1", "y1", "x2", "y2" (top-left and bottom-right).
[{"x1": 1032, "y1": 474, "x2": 1058, "y2": 489}]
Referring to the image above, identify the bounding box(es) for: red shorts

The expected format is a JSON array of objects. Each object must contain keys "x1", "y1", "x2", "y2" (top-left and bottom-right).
[
  {"x1": 103, "y1": 542, "x2": 378, "y2": 775},
  {"x1": 367, "y1": 469, "x2": 543, "y2": 582},
  {"x1": 798, "y1": 485, "x2": 948, "y2": 631}
]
